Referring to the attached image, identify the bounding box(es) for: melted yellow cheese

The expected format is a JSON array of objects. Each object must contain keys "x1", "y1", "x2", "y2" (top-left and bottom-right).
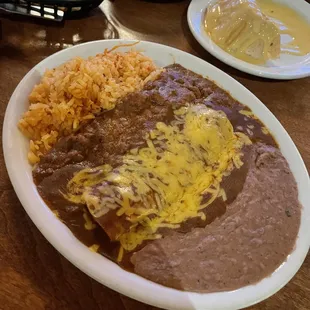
[
  {"x1": 89, "y1": 244, "x2": 100, "y2": 252},
  {"x1": 52, "y1": 210, "x2": 60, "y2": 218},
  {"x1": 83, "y1": 211, "x2": 97, "y2": 230},
  {"x1": 66, "y1": 105, "x2": 251, "y2": 258}
]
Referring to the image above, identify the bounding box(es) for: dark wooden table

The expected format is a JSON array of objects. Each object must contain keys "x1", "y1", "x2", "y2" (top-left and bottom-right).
[{"x1": 0, "y1": 1, "x2": 309, "y2": 309}]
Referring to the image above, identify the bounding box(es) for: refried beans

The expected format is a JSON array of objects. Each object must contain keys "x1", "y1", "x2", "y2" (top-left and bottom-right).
[{"x1": 131, "y1": 144, "x2": 301, "y2": 292}]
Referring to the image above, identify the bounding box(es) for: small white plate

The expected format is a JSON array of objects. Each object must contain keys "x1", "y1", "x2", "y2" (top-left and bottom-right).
[
  {"x1": 187, "y1": 0, "x2": 310, "y2": 79},
  {"x1": 3, "y1": 39, "x2": 310, "y2": 310}
]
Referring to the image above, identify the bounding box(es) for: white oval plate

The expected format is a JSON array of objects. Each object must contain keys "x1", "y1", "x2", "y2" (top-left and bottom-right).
[
  {"x1": 3, "y1": 39, "x2": 310, "y2": 310},
  {"x1": 187, "y1": 0, "x2": 310, "y2": 80}
]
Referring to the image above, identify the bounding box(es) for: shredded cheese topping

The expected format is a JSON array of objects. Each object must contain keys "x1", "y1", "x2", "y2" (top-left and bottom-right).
[
  {"x1": 89, "y1": 244, "x2": 100, "y2": 252},
  {"x1": 65, "y1": 105, "x2": 251, "y2": 259},
  {"x1": 83, "y1": 211, "x2": 97, "y2": 230}
]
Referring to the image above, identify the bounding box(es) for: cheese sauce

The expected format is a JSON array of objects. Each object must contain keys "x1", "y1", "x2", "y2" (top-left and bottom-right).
[
  {"x1": 204, "y1": 0, "x2": 310, "y2": 64},
  {"x1": 258, "y1": 0, "x2": 310, "y2": 56}
]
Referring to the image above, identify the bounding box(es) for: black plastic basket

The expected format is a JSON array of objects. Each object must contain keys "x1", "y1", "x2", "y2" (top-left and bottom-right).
[{"x1": 0, "y1": 0, "x2": 103, "y2": 21}]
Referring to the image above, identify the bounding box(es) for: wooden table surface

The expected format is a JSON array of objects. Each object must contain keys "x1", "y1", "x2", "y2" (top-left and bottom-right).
[{"x1": 0, "y1": 1, "x2": 309, "y2": 309}]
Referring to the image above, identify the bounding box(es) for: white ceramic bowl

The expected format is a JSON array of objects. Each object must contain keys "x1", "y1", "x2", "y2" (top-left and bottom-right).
[
  {"x1": 187, "y1": 0, "x2": 310, "y2": 79},
  {"x1": 3, "y1": 39, "x2": 310, "y2": 310}
]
